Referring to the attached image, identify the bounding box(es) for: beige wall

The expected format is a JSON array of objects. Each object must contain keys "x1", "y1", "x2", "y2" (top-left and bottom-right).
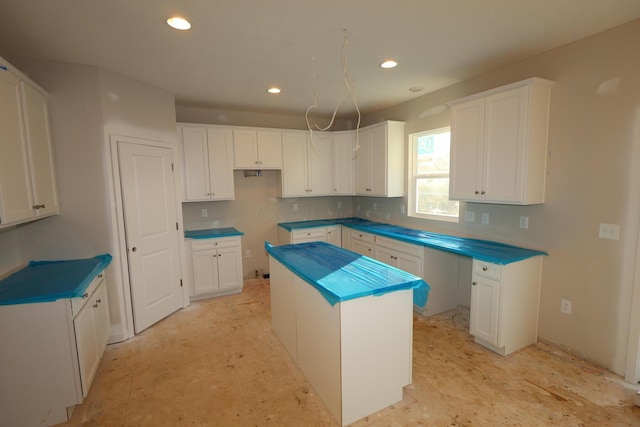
[
  {"x1": 359, "y1": 20, "x2": 640, "y2": 375},
  {"x1": 177, "y1": 20, "x2": 640, "y2": 375}
]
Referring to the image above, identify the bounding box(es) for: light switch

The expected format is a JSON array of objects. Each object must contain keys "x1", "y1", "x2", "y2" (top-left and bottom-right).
[
  {"x1": 464, "y1": 211, "x2": 475, "y2": 222},
  {"x1": 519, "y1": 216, "x2": 529, "y2": 229}
]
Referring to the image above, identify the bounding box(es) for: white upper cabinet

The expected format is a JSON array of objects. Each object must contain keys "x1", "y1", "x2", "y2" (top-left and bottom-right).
[
  {"x1": 179, "y1": 124, "x2": 234, "y2": 201},
  {"x1": 355, "y1": 121, "x2": 405, "y2": 197},
  {"x1": 332, "y1": 131, "x2": 355, "y2": 195},
  {"x1": 280, "y1": 130, "x2": 333, "y2": 198},
  {"x1": 448, "y1": 78, "x2": 554, "y2": 204},
  {"x1": 0, "y1": 57, "x2": 59, "y2": 227},
  {"x1": 233, "y1": 128, "x2": 282, "y2": 169}
]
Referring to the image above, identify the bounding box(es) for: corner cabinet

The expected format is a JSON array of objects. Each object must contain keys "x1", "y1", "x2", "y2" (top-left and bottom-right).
[
  {"x1": 233, "y1": 128, "x2": 282, "y2": 169},
  {"x1": 0, "y1": 57, "x2": 59, "y2": 227},
  {"x1": 448, "y1": 78, "x2": 554, "y2": 204},
  {"x1": 355, "y1": 121, "x2": 405, "y2": 197},
  {"x1": 178, "y1": 124, "x2": 235, "y2": 201},
  {"x1": 469, "y1": 257, "x2": 542, "y2": 356},
  {"x1": 187, "y1": 236, "x2": 243, "y2": 300}
]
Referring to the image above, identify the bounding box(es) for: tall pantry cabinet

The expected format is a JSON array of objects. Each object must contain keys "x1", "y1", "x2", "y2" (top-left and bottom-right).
[{"x1": 0, "y1": 56, "x2": 59, "y2": 226}]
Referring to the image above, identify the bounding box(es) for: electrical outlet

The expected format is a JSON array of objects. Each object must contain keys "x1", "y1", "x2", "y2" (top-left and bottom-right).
[
  {"x1": 599, "y1": 223, "x2": 620, "y2": 240},
  {"x1": 337, "y1": 201, "x2": 342, "y2": 209},
  {"x1": 245, "y1": 250, "x2": 251, "y2": 258},
  {"x1": 373, "y1": 203, "x2": 377, "y2": 211},
  {"x1": 201, "y1": 209, "x2": 208, "y2": 218},
  {"x1": 481, "y1": 213, "x2": 489, "y2": 224},
  {"x1": 464, "y1": 211, "x2": 475, "y2": 222},
  {"x1": 519, "y1": 216, "x2": 529, "y2": 229},
  {"x1": 293, "y1": 203, "x2": 298, "y2": 212},
  {"x1": 560, "y1": 299, "x2": 572, "y2": 314}
]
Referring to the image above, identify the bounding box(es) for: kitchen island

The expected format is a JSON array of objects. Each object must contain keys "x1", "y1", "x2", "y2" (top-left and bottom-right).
[{"x1": 266, "y1": 241, "x2": 429, "y2": 426}]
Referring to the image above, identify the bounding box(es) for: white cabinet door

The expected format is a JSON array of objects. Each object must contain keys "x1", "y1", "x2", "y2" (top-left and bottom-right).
[
  {"x1": 233, "y1": 129, "x2": 260, "y2": 168},
  {"x1": 332, "y1": 131, "x2": 355, "y2": 195},
  {"x1": 181, "y1": 126, "x2": 210, "y2": 200},
  {"x1": 0, "y1": 67, "x2": 33, "y2": 224},
  {"x1": 482, "y1": 87, "x2": 528, "y2": 202},
  {"x1": 206, "y1": 127, "x2": 235, "y2": 200},
  {"x1": 217, "y1": 246, "x2": 243, "y2": 291},
  {"x1": 308, "y1": 132, "x2": 333, "y2": 196},
  {"x1": 281, "y1": 131, "x2": 309, "y2": 197},
  {"x1": 350, "y1": 230, "x2": 374, "y2": 257},
  {"x1": 326, "y1": 225, "x2": 342, "y2": 247},
  {"x1": 192, "y1": 248, "x2": 219, "y2": 295},
  {"x1": 355, "y1": 127, "x2": 372, "y2": 195},
  {"x1": 21, "y1": 82, "x2": 58, "y2": 217},
  {"x1": 449, "y1": 98, "x2": 485, "y2": 201},
  {"x1": 0, "y1": 64, "x2": 58, "y2": 226},
  {"x1": 258, "y1": 130, "x2": 283, "y2": 169},
  {"x1": 368, "y1": 123, "x2": 388, "y2": 196},
  {"x1": 73, "y1": 278, "x2": 110, "y2": 398},
  {"x1": 469, "y1": 274, "x2": 501, "y2": 347},
  {"x1": 74, "y1": 297, "x2": 100, "y2": 397}
]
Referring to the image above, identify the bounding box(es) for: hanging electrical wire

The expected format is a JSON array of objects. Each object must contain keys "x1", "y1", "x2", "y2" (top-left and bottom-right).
[{"x1": 305, "y1": 29, "x2": 362, "y2": 151}]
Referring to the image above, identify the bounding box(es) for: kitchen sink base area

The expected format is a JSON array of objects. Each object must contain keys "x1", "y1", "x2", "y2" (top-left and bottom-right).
[{"x1": 57, "y1": 280, "x2": 640, "y2": 426}]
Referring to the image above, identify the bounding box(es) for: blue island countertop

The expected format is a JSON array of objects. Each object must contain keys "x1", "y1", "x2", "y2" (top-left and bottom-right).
[
  {"x1": 0, "y1": 254, "x2": 112, "y2": 306},
  {"x1": 266, "y1": 241, "x2": 429, "y2": 307},
  {"x1": 278, "y1": 218, "x2": 546, "y2": 265},
  {"x1": 185, "y1": 227, "x2": 244, "y2": 239}
]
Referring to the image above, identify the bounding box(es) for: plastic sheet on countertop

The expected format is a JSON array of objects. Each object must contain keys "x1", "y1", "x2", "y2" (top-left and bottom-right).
[
  {"x1": 185, "y1": 227, "x2": 244, "y2": 239},
  {"x1": 0, "y1": 254, "x2": 112, "y2": 305},
  {"x1": 265, "y1": 241, "x2": 429, "y2": 307}
]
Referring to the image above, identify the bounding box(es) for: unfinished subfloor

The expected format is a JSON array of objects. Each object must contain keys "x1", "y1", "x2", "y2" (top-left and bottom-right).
[{"x1": 58, "y1": 279, "x2": 640, "y2": 426}]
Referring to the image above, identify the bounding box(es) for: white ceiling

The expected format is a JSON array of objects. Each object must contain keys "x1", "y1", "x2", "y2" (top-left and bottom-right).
[{"x1": 1, "y1": 0, "x2": 640, "y2": 119}]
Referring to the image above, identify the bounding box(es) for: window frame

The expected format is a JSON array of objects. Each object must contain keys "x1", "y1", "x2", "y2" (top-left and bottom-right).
[{"x1": 407, "y1": 126, "x2": 459, "y2": 222}]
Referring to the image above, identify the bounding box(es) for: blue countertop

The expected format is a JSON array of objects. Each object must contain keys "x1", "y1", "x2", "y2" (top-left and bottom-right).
[
  {"x1": 278, "y1": 218, "x2": 546, "y2": 264},
  {"x1": 185, "y1": 227, "x2": 244, "y2": 239},
  {"x1": 266, "y1": 241, "x2": 429, "y2": 307},
  {"x1": 0, "y1": 254, "x2": 112, "y2": 306}
]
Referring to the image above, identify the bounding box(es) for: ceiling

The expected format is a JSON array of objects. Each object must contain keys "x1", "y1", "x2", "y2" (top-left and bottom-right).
[{"x1": 1, "y1": 0, "x2": 640, "y2": 119}]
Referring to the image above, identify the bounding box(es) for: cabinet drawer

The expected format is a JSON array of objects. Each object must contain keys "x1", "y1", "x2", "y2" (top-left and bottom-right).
[
  {"x1": 473, "y1": 260, "x2": 501, "y2": 281},
  {"x1": 350, "y1": 230, "x2": 374, "y2": 242},
  {"x1": 191, "y1": 236, "x2": 240, "y2": 251},
  {"x1": 292, "y1": 229, "x2": 326, "y2": 240},
  {"x1": 71, "y1": 272, "x2": 105, "y2": 317},
  {"x1": 375, "y1": 235, "x2": 423, "y2": 257}
]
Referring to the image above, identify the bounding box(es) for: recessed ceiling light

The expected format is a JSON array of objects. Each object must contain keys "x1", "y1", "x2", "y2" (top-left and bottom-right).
[
  {"x1": 167, "y1": 17, "x2": 191, "y2": 30},
  {"x1": 267, "y1": 87, "x2": 281, "y2": 94},
  {"x1": 380, "y1": 60, "x2": 398, "y2": 69}
]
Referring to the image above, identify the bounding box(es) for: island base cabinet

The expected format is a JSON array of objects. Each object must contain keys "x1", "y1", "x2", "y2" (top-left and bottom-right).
[
  {"x1": 269, "y1": 256, "x2": 413, "y2": 426},
  {"x1": 470, "y1": 257, "x2": 542, "y2": 356}
]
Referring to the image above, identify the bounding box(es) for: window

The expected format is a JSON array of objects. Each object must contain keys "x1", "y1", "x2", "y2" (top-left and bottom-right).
[{"x1": 408, "y1": 127, "x2": 459, "y2": 221}]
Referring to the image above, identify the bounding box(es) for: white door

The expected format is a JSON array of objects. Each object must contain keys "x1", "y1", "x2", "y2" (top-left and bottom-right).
[{"x1": 118, "y1": 141, "x2": 183, "y2": 333}]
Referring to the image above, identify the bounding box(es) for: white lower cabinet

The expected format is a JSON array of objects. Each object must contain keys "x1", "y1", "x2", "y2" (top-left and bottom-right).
[
  {"x1": 0, "y1": 272, "x2": 109, "y2": 427},
  {"x1": 349, "y1": 230, "x2": 374, "y2": 257},
  {"x1": 326, "y1": 225, "x2": 342, "y2": 246},
  {"x1": 373, "y1": 235, "x2": 423, "y2": 277},
  {"x1": 188, "y1": 236, "x2": 243, "y2": 300},
  {"x1": 73, "y1": 275, "x2": 110, "y2": 398},
  {"x1": 469, "y1": 257, "x2": 542, "y2": 356}
]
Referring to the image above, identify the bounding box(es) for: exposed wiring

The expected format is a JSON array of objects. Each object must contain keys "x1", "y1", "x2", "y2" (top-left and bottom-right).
[{"x1": 305, "y1": 30, "x2": 362, "y2": 151}]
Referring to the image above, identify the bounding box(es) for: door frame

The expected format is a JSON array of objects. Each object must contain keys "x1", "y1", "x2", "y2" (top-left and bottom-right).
[{"x1": 107, "y1": 134, "x2": 189, "y2": 341}]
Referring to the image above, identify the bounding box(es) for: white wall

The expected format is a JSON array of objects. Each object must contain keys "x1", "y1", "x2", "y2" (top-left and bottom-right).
[{"x1": 3, "y1": 58, "x2": 178, "y2": 343}]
